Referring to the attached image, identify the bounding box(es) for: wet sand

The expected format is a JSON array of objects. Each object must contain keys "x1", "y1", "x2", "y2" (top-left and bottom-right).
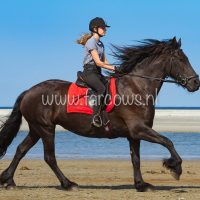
[{"x1": 0, "y1": 159, "x2": 200, "y2": 200}]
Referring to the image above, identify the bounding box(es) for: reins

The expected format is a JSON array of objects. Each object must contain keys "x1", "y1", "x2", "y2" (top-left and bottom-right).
[
  {"x1": 125, "y1": 73, "x2": 198, "y2": 86},
  {"x1": 110, "y1": 57, "x2": 199, "y2": 86}
]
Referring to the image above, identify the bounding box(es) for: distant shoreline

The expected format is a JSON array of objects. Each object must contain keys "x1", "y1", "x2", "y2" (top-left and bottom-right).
[
  {"x1": 1, "y1": 108, "x2": 200, "y2": 132},
  {"x1": 1, "y1": 106, "x2": 200, "y2": 110}
]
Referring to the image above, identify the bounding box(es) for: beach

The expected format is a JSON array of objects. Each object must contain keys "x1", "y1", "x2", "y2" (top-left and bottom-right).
[
  {"x1": 0, "y1": 159, "x2": 200, "y2": 200},
  {"x1": 0, "y1": 109, "x2": 200, "y2": 199}
]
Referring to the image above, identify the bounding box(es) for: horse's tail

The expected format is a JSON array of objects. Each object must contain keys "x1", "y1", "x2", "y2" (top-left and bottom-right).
[{"x1": 0, "y1": 91, "x2": 27, "y2": 159}]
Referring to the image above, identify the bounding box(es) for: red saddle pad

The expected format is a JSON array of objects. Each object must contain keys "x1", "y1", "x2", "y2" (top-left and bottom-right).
[{"x1": 66, "y1": 78, "x2": 116, "y2": 114}]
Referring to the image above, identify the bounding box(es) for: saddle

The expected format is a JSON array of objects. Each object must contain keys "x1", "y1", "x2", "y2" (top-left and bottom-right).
[{"x1": 66, "y1": 71, "x2": 116, "y2": 127}]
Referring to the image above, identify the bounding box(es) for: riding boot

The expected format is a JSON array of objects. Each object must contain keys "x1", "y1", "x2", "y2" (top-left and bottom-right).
[{"x1": 91, "y1": 95, "x2": 104, "y2": 127}]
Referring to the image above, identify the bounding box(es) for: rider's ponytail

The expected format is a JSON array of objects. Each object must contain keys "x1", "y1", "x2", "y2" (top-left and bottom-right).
[{"x1": 76, "y1": 33, "x2": 93, "y2": 46}]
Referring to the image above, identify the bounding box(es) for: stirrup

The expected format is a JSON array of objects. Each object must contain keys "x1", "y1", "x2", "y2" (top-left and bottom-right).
[{"x1": 92, "y1": 114, "x2": 102, "y2": 127}]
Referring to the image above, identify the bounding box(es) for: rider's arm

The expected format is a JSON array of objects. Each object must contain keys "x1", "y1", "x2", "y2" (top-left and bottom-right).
[
  {"x1": 90, "y1": 49, "x2": 115, "y2": 71},
  {"x1": 103, "y1": 53, "x2": 109, "y2": 65}
]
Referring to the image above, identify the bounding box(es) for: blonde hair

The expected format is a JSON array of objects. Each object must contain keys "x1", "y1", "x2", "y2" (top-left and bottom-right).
[{"x1": 76, "y1": 33, "x2": 93, "y2": 46}]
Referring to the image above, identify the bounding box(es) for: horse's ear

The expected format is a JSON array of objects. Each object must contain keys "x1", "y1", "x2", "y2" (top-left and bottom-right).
[
  {"x1": 172, "y1": 36, "x2": 177, "y2": 42},
  {"x1": 178, "y1": 38, "x2": 181, "y2": 48},
  {"x1": 172, "y1": 36, "x2": 177, "y2": 44},
  {"x1": 171, "y1": 36, "x2": 178, "y2": 48}
]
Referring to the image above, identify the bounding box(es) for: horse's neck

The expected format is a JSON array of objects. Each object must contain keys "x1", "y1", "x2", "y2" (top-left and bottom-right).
[{"x1": 121, "y1": 62, "x2": 166, "y2": 98}]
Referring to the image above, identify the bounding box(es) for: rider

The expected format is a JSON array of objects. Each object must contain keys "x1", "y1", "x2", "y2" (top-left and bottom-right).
[{"x1": 77, "y1": 17, "x2": 116, "y2": 127}]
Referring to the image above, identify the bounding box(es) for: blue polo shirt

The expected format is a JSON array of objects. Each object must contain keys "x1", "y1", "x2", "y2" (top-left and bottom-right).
[{"x1": 83, "y1": 36, "x2": 104, "y2": 65}]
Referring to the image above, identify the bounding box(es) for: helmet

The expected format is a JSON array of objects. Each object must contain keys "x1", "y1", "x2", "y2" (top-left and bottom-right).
[{"x1": 89, "y1": 17, "x2": 110, "y2": 32}]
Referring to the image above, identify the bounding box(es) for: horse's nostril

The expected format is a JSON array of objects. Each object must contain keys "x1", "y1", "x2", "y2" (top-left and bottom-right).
[{"x1": 193, "y1": 79, "x2": 199, "y2": 86}]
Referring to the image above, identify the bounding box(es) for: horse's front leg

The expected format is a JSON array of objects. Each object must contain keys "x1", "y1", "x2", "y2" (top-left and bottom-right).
[
  {"x1": 128, "y1": 138, "x2": 154, "y2": 192},
  {"x1": 128, "y1": 124, "x2": 182, "y2": 180}
]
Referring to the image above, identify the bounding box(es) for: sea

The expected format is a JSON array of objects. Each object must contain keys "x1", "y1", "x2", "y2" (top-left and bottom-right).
[{"x1": 3, "y1": 131, "x2": 200, "y2": 160}]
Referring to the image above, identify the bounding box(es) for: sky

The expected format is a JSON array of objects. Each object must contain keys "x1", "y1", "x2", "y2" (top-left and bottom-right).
[{"x1": 0, "y1": 0, "x2": 199, "y2": 107}]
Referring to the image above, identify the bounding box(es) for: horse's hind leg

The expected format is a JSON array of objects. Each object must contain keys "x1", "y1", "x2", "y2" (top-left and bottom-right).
[
  {"x1": 37, "y1": 125, "x2": 78, "y2": 190},
  {"x1": 0, "y1": 132, "x2": 40, "y2": 189}
]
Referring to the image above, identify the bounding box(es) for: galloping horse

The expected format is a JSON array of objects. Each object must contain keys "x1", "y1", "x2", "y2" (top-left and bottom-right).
[{"x1": 0, "y1": 37, "x2": 199, "y2": 192}]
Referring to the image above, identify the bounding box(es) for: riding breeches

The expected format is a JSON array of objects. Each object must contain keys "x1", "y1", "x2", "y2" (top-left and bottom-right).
[{"x1": 83, "y1": 64, "x2": 106, "y2": 98}]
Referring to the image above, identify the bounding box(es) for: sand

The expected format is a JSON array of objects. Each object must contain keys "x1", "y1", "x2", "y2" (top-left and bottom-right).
[{"x1": 0, "y1": 159, "x2": 200, "y2": 200}]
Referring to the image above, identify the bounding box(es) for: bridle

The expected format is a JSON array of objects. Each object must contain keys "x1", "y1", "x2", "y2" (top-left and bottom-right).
[
  {"x1": 127, "y1": 73, "x2": 199, "y2": 86},
  {"x1": 112, "y1": 57, "x2": 199, "y2": 86}
]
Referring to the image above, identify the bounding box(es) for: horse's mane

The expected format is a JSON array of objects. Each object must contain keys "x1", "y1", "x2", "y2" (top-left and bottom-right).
[{"x1": 108, "y1": 38, "x2": 180, "y2": 76}]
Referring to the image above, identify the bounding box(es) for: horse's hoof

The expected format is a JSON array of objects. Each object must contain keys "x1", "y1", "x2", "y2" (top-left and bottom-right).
[
  {"x1": 62, "y1": 182, "x2": 79, "y2": 191},
  {"x1": 171, "y1": 171, "x2": 180, "y2": 180},
  {"x1": 68, "y1": 182, "x2": 79, "y2": 191},
  {"x1": 163, "y1": 158, "x2": 182, "y2": 180},
  {"x1": 3, "y1": 183, "x2": 8, "y2": 187},
  {"x1": 135, "y1": 182, "x2": 155, "y2": 192},
  {"x1": 6, "y1": 185, "x2": 16, "y2": 190},
  {"x1": 68, "y1": 185, "x2": 79, "y2": 191}
]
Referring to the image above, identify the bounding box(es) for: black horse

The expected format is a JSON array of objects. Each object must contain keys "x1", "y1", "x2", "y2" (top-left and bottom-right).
[{"x1": 0, "y1": 37, "x2": 199, "y2": 192}]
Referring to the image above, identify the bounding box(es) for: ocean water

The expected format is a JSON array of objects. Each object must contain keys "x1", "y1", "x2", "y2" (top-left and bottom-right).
[{"x1": 3, "y1": 131, "x2": 200, "y2": 160}]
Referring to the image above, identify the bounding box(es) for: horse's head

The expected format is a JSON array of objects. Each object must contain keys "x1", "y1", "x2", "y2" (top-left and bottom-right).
[
  {"x1": 166, "y1": 37, "x2": 199, "y2": 92},
  {"x1": 111, "y1": 38, "x2": 199, "y2": 92}
]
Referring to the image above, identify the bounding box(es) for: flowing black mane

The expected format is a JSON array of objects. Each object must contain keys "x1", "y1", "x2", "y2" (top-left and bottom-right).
[{"x1": 109, "y1": 37, "x2": 181, "y2": 76}]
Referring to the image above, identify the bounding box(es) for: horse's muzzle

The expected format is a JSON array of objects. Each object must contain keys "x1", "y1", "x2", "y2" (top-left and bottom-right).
[{"x1": 186, "y1": 75, "x2": 200, "y2": 92}]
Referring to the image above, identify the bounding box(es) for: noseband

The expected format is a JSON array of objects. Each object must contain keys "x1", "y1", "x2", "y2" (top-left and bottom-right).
[
  {"x1": 165, "y1": 57, "x2": 199, "y2": 86},
  {"x1": 175, "y1": 74, "x2": 199, "y2": 86}
]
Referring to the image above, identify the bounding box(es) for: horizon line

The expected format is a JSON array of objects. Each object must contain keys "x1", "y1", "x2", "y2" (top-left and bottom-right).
[{"x1": 0, "y1": 106, "x2": 200, "y2": 110}]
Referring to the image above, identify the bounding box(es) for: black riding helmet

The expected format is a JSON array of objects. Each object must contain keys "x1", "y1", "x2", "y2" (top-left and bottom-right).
[{"x1": 89, "y1": 17, "x2": 110, "y2": 34}]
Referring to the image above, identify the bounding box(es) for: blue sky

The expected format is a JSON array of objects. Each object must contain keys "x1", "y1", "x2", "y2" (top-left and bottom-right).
[{"x1": 0, "y1": 0, "x2": 199, "y2": 107}]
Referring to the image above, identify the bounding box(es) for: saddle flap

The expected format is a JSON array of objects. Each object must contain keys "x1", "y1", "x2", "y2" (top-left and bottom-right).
[{"x1": 75, "y1": 71, "x2": 88, "y2": 88}]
